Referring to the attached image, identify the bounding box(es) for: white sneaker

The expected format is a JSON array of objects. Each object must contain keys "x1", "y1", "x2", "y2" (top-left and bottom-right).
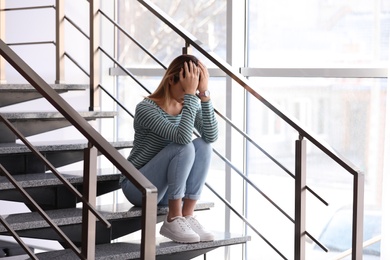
[
  {"x1": 185, "y1": 215, "x2": 215, "y2": 242},
  {"x1": 160, "y1": 216, "x2": 200, "y2": 243}
]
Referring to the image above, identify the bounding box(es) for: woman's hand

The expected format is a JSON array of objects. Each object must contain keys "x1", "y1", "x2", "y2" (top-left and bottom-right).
[
  {"x1": 197, "y1": 61, "x2": 209, "y2": 92},
  {"x1": 180, "y1": 61, "x2": 200, "y2": 95}
]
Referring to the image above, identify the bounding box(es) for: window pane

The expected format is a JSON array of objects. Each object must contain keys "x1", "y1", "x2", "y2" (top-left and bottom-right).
[
  {"x1": 248, "y1": 0, "x2": 390, "y2": 67},
  {"x1": 117, "y1": 0, "x2": 227, "y2": 66}
]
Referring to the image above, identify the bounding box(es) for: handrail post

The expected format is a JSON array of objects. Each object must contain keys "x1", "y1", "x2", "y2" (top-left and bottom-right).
[
  {"x1": 55, "y1": 0, "x2": 65, "y2": 84},
  {"x1": 294, "y1": 135, "x2": 306, "y2": 260},
  {"x1": 81, "y1": 143, "x2": 98, "y2": 259},
  {"x1": 0, "y1": 0, "x2": 5, "y2": 83},
  {"x1": 182, "y1": 41, "x2": 192, "y2": 54},
  {"x1": 351, "y1": 172, "x2": 364, "y2": 259},
  {"x1": 89, "y1": 0, "x2": 101, "y2": 111},
  {"x1": 141, "y1": 188, "x2": 157, "y2": 260}
]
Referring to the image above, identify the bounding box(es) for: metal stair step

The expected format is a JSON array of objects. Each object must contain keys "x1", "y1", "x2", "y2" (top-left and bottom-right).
[
  {"x1": 0, "y1": 169, "x2": 120, "y2": 191},
  {"x1": 0, "y1": 140, "x2": 133, "y2": 155},
  {"x1": 0, "y1": 170, "x2": 122, "y2": 209},
  {"x1": 0, "y1": 111, "x2": 117, "y2": 143},
  {"x1": 0, "y1": 140, "x2": 133, "y2": 175},
  {"x1": 0, "y1": 84, "x2": 89, "y2": 107},
  {"x1": 0, "y1": 201, "x2": 214, "y2": 245},
  {"x1": 0, "y1": 201, "x2": 213, "y2": 232},
  {"x1": 35, "y1": 233, "x2": 251, "y2": 260}
]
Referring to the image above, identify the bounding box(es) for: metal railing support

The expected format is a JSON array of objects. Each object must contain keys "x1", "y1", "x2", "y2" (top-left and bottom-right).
[
  {"x1": 81, "y1": 143, "x2": 98, "y2": 259},
  {"x1": 182, "y1": 41, "x2": 192, "y2": 54},
  {"x1": 141, "y1": 188, "x2": 158, "y2": 260},
  {"x1": 55, "y1": 0, "x2": 65, "y2": 84},
  {"x1": 90, "y1": 0, "x2": 101, "y2": 111},
  {"x1": 0, "y1": 0, "x2": 5, "y2": 83},
  {"x1": 294, "y1": 136, "x2": 307, "y2": 260},
  {"x1": 352, "y1": 172, "x2": 364, "y2": 259}
]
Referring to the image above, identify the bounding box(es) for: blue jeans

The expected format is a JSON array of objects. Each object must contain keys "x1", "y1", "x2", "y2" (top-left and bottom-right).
[{"x1": 121, "y1": 137, "x2": 212, "y2": 206}]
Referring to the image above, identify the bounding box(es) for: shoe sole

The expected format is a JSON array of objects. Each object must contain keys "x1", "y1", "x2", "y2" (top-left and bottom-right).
[{"x1": 199, "y1": 236, "x2": 215, "y2": 242}]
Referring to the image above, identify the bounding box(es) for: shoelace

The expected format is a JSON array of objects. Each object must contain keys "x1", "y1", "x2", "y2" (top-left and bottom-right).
[
  {"x1": 186, "y1": 216, "x2": 204, "y2": 230},
  {"x1": 171, "y1": 216, "x2": 192, "y2": 231}
]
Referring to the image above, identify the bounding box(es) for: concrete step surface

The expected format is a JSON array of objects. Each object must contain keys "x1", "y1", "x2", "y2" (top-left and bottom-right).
[
  {"x1": 0, "y1": 140, "x2": 133, "y2": 155},
  {"x1": 0, "y1": 201, "x2": 214, "y2": 233},
  {"x1": 0, "y1": 84, "x2": 89, "y2": 108},
  {"x1": 0, "y1": 140, "x2": 133, "y2": 175},
  {"x1": 0, "y1": 169, "x2": 120, "y2": 191},
  {"x1": 35, "y1": 232, "x2": 251, "y2": 260},
  {"x1": 0, "y1": 111, "x2": 118, "y2": 143}
]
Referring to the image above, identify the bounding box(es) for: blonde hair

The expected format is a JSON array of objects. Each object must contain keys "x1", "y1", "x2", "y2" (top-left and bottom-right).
[{"x1": 148, "y1": 54, "x2": 199, "y2": 108}]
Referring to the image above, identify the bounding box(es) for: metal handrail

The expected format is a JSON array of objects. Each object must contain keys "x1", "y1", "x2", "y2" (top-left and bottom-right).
[
  {"x1": 0, "y1": 5, "x2": 54, "y2": 12},
  {"x1": 98, "y1": 43, "x2": 298, "y2": 218},
  {"x1": 133, "y1": 1, "x2": 364, "y2": 258},
  {"x1": 6, "y1": 41, "x2": 55, "y2": 46},
  {"x1": 95, "y1": 7, "x2": 340, "y2": 257},
  {"x1": 137, "y1": 0, "x2": 361, "y2": 176},
  {"x1": 0, "y1": 38, "x2": 158, "y2": 259}
]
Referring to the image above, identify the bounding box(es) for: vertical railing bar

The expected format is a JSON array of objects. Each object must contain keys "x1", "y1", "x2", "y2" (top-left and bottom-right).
[
  {"x1": 0, "y1": 0, "x2": 5, "y2": 83},
  {"x1": 81, "y1": 143, "x2": 97, "y2": 259},
  {"x1": 89, "y1": 0, "x2": 100, "y2": 111},
  {"x1": 351, "y1": 172, "x2": 364, "y2": 259},
  {"x1": 0, "y1": 215, "x2": 38, "y2": 260},
  {"x1": 55, "y1": 0, "x2": 65, "y2": 84},
  {"x1": 0, "y1": 165, "x2": 84, "y2": 259},
  {"x1": 140, "y1": 189, "x2": 158, "y2": 259},
  {"x1": 294, "y1": 136, "x2": 307, "y2": 260}
]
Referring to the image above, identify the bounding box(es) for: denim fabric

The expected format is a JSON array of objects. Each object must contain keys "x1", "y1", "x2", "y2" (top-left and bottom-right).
[{"x1": 121, "y1": 137, "x2": 212, "y2": 207}]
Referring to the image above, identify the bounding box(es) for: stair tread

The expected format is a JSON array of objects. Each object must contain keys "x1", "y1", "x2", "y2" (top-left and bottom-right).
[
  {"x1": 0, "y1": 169, "x2": 121, "y2": 190},
  {"x1": 35, "y1": 232, "x2": 251, "y2": 259},
  {"x1": 0, "y1": 140, "x2": 133, "y2": 154},
  {"x1": 0, "y1": 111, "x2": 117, "y2": 120},
  {"x1": 0, "y1": 84, "x2": 88, "y2": 91},
  {"x1": 0, "y1": 201, "x2": 214, "y2": 232}
]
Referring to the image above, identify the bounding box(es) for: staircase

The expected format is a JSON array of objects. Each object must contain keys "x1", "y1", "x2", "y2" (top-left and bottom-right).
[
  {"x1": 0, "y1": 7, "x2": 250, "y2": 256},
  {"x1": 0, "y1": 80, "x2": 250, "y2": 259},
  {"x1": 0, "y1": 0, "x2": 367, "y2": 259}
]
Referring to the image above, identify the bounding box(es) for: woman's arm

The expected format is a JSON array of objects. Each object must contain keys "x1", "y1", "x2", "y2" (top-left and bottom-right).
[{"x1": 135, "y1": 95, "x2": 199, "y2": 144}]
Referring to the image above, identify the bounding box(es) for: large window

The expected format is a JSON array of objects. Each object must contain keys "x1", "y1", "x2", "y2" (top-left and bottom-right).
[
  {"x1": 247, "y1": 0, "x2": 388, "y2": 259},
  {"x1": 114, "y1": 0, "x2": 389, "y2": 259}
]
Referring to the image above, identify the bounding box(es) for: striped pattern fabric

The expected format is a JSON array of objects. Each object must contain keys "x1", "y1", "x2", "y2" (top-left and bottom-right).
[{"x1": 127, "y1": 94, "x2": 218, "y2": 170}]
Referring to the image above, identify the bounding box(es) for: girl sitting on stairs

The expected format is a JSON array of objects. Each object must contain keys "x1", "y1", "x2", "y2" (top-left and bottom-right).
[{"x1": 120, "y1": 54, "x2": 218, "y2": 243}]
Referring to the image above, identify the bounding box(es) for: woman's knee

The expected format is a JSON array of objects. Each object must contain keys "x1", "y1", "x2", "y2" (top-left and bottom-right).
[
  {"x1": 177, "y1": 142, "x2": 196, "y2": 160},
  {"x1": 194, "y1": 138, "x2": 212, "y2": 155}
]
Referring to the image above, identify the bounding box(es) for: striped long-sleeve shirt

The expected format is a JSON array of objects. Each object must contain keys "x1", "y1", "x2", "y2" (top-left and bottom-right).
[{"x1": 127, "y1": 94, "x2": 218, "y2": 170}]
